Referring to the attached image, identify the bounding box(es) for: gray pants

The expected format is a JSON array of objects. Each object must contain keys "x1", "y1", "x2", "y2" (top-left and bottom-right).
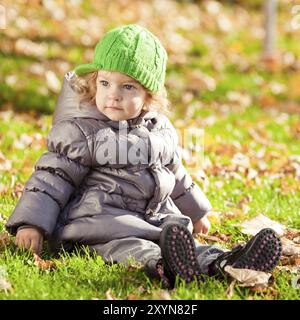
[{"x1": 89, "y1": 237, "x2": 225, "y2": 275}]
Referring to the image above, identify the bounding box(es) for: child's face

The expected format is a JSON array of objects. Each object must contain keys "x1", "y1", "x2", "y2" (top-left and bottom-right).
[{"x1": 95, "y1": 71, "x2": 149, "y2": 121}]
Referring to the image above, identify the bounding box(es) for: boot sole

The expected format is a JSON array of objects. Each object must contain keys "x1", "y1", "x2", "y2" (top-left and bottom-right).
[
  {"x1": 231, "y1": 228, "x2": 282, "y2": 272},
  {"x1": 160, "y1": 223, "x2": 201, "y2": 283}
]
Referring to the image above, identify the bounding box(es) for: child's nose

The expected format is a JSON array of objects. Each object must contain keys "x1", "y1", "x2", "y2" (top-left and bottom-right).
[{"x1": 108, "y1": 87, "x2": 122, "y2": 101}]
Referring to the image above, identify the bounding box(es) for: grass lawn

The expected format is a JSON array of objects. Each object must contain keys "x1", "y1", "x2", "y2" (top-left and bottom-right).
[
  {"x1": 0, "y1": 104, "x2": 299, "y2": 300},
  {"x1": 0, "y1": 0, "x2": 300, "y2": 300}
]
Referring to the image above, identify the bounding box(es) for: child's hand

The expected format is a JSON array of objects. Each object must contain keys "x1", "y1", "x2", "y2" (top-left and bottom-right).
[
  {"x1": 193, "y1": 216, "x2": 211, "y2": 235},
  {"x1": 15, "y1": 227, "x2": 44, "y2": 255}
]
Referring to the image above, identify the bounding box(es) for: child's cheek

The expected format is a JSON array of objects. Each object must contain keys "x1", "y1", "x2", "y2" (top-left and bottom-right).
[{"x1": 95, "y1": 90, "x2": 103, "y2": 109}]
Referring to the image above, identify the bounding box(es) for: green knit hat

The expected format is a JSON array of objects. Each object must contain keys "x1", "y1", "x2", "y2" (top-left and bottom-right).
[{"x1": 74, "y1": 24, "x2": 168, "y2": 92}]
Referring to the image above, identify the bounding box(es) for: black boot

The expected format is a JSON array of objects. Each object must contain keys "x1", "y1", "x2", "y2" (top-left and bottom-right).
[
  {"x1": 159, "y1": 223, "x2": 203, "y2": 285},
  {"x1": 208, "y1": 228, "x2": 282, "y2": 277},
  {"x1": 144, "y1": 257, "x2": 173, "y2": 289}
]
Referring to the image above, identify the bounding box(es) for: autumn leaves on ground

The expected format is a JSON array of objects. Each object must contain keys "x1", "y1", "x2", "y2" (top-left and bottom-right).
[{"x1": 0, "y1": 0, "x2": 300, "y2": 299}]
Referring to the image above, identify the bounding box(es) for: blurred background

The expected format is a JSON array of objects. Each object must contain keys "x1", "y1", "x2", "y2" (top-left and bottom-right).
[
  {"x1": 0, "y1": 0, "x2": 300, "y2": 116},
  {"x1": 0, "y1": 0, "x2": 300, "y2": 228}
]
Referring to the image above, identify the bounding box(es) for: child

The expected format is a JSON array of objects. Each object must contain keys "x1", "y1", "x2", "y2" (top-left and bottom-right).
[{"x1": 6, "y1": 24, "x2": 282, "y2": 288}]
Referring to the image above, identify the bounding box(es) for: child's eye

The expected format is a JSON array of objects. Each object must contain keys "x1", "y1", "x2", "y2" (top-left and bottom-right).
[
  {"x1": 99, "y1": 80, "x2": 109, "y2": 86},
  {"x1": 123, "y1": 84, "x2": 135, "y2": 90}
]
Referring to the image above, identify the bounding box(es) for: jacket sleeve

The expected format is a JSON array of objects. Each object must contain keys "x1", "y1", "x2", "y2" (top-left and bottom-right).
[
  {"x1": 167, "y1": 148, "x2": 212, "y2": 224},
  {"x1": 5, "y1": 120, "x2": 92, "y2": 237}
]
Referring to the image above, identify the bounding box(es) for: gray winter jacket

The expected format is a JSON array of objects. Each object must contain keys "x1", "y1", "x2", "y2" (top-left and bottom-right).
[{"x1": 6, "y1": 71, "x2": 212, "y2": 249}]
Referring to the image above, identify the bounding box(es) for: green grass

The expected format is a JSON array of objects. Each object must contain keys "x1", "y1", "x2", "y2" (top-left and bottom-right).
[
  {"x1": 1, "y1": 246, "x2": 298, "y2": 300},
  {"x1": 0, "y1": 104, "x2": 299, "y2": 300}
]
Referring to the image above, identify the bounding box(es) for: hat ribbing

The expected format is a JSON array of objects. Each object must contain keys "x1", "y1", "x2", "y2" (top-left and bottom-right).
[{"x1": 74, "y1": 24, "x2": 167, "y2": 92}]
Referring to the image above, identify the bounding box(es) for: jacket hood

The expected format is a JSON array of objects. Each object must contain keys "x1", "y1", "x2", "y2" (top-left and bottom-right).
[{"x1": 52, "y1": 71, "x2": 158, "y2": 129}]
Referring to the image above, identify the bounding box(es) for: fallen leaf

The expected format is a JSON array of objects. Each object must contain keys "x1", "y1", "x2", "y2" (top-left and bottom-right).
[
  {"x1": 227, "y1": 91, "x2": 252, "y2": 108},
  {"x1": 105, "y1": 288, "x2": 118, "y2": 300},
  {"x1": 226, "y1": 279, "x2": 236, "y2": 299},
  {"x1": 0, "y1": 232, "x2": 11, "y2": 249},
  {"x1": 222, "y1": 208, "x2": 244, "y2": 220},
  {"x1": 281, "y1": 237, "x2": 300, "y2": 256},
  {"x1": 277, "y1": 265, "x2": 300, "y2": 273},
  {"x1": 126, "y1": 294, "x2": 138, "y2": 300},
  {"x1": 239, "y1": 214, "x2": 286, "y2": 236},
  {"x1": 0, "y1": 183, "x2": 8, "y2": 194},
  {"x1": 33, "y1": 254, "x2": 56, "y2": 271},
  {"x1": 292, "y1": 236, "x2": 300, "y2": 244},
  {"x1": 280, "y1": 256, "x2": 293, "y2": 266},
  {"x1": 0, "y1": 277, "x2": 12, "y2": 292},
  {"x1": 12, "y1": 182, "x2": 24, "y2": 199},
  {"x1": 0, "y1": 151, "x2": 12, "y2": 172},
  {"x1": 127, "y1": 263, "x2": 142, "y2": 272},
  {"x1": 250, "y1": 285, "x2": 278, "y2": 298},
  {"x1": 232, "y1": 153, "x2": 250, "y2": 168},
  {"x1": 194, "y1": 232, "x2": 229, "y2": 244},
  {"x1": 224, "y1": 266, "x2": 271, "y2": 287},
  {"x1": 237, "y1": 195, "x2": 251, "y2": 210},
  {"x1": 284, "y1": 227, "x2": 300, "y2": 241},
  {"x1": 45, "y1": 70, "x2": 61, "y2": 93},
  {"x1": 13, "y1": 133, "x2": 34, "y2": 149},
  {"x1": 155, "y1": 290, "x2": 172, "y2": 300},
  {"x1": 246, "y1": 168, "x2": 258, "y2": 181}
]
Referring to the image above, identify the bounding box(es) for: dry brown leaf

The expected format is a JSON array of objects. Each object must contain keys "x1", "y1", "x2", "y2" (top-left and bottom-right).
[
  {"x1": 292, "y1": 236, "x2": 300, "y2": 244},
  {"x1": 0, "y1": 232, "x2": 11, "y2": 249},
  {"x1": 239, "y1": 214, "x2": 286, "y2": 236},
  {"x1": 222, "y1": 208, "x2": 244, "y2": 220},
  {"x1": 281, "y1": 237, "x2": 300, "y2": 256},
  {"x1": 280, "y1": 255, "x2": 293, "y2": 266},
  {"x1": 237, "y1": 195, "x2": 251, "y2": 210},
  {"x1": 250, "y1": 285, "x2": 279, "y2": 298},
  {"x1": 194, "y1": 232, "x2": 230, "y2": 243},
  {"x1": 224, "y1": 266, "x2": 271, "y2": 287},
  {"x1": 12, "y1": 182, "x2": 24, "y2": 199},
  {"x1": 284, "y1": 228, "x2": 300, "y2": 241},
  {"x1": 105, "y1": 288, "x2": 118, "y2": 300},
  {"x1": 127, "y1": 263, "x2": 142, "y2": 272},
  {"x1": 232, "y1": 153, "x2": 250, "y2": 168},
  {"x1": 33, "y1": 254, "x2": 56, "y2": 271},
  {"x1": 226, "y1": 279, "x2": 236, "y2": 299},
  {"x1": 13, "y1": 133, "x2": 33, "y2": 149},
  {"x1": 126, "y1": 294, "x2": 138, "y2": 300},
  {"x1": 280, "y1": 180, "x2": 300, "y2": 195},
  {"x1": 0, "y1": 183, "x2": 8, "y2": 194},
  {"x1": 290, "y1": 255, "x2": 300, "y2": 266},
  {"x1": 249, "y1": 283, "x2": 268, "y2": 293},
  {"x1": 0, "y1": 277, "x2": 12, "y2": 292},
  {"x1": 248, "y1": 127, "x2": 286, "y2": 151},
  {"x1": 153, "y1": 290, "x2": 172, "y2": 300},
  {"x1": 0, "y1": 151, "x2": 12, "y2": 172},
  {"x1": 277, "y1": 265, "x2": 300, "y2": 273}
]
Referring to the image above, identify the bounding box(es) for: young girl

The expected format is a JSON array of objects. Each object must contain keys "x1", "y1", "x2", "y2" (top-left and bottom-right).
[{"x1": 6, "y1": 24, "x2": 282, "y2": 288}]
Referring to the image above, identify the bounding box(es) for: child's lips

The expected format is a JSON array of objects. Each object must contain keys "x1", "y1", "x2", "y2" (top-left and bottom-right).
[{"x1": 106, "y1": 106, "x2": 123, "y2": 110}]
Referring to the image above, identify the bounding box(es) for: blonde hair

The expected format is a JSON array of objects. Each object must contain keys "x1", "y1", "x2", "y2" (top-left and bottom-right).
[{"x1": 69, "y1": 71, "x2": 171, "y2": 114}]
